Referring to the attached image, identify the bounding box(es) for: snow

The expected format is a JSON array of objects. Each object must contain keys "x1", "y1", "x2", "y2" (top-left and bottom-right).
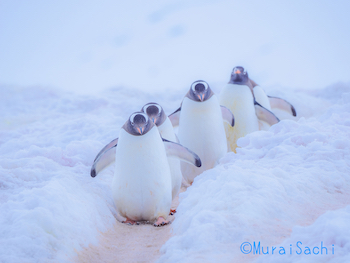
[
  {"x1": 157, "y1": 84, "x2": 350, "y2": 262},
  {"x1": 1, "y1": 1, "x2": 350, "y2": 262},
  {"x1": 1, "y1": 82, "x2": 350, "y2": 262},
  {"x1": 255, "y1": 206, "x2": 350, "y2": 262}
]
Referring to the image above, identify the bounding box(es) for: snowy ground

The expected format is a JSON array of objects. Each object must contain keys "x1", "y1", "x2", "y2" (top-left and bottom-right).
[{"x1": 1, "y1": 81, "x2": 349, "y2": 262}]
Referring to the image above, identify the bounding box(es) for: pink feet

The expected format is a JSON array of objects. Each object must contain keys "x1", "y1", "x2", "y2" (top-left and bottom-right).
[
  {"x1": 122, "y1": 217, "x2": 170, "y2": 226},
  {"x1": 122, "y1": 218, "x2": 139, "y2": 225},
  {"x1": 169, "y1": 209, "x2": 177, "y2": 215},
  {"x1": 154, "y1": 216, "x2": 170, "y2": 227}
]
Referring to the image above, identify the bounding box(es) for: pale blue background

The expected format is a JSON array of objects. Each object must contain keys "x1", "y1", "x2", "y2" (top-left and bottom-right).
[{"x1": 1, "y1": 0, "x2": 349, "y2": 94}]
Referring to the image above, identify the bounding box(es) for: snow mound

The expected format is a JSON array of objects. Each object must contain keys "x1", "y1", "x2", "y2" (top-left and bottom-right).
[{"x1": 256, "y1": 205, "x2": 350, "y2": 263}]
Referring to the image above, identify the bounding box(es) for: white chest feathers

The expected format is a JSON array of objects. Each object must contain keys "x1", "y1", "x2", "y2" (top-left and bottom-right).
[
  {"x1": 112, "y1": 127, "x2": 172, "y2": 221},
  {"x1": 177, "y1": 95, "x2": 227, "y2": 184},
  {"x1": 219, "y1": 83, "x2": 259, "y2": 152}
]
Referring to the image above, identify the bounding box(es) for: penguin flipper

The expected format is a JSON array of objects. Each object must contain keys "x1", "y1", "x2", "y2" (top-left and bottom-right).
[
  {"x1": 254, "y1": 102, "x2": 280, "y2": 126},
  {"x1": 91, "y1": 138, "x2": 118, "y2": 177},
  {"x1": 94, "y1": 138, "x2": 119, "y2": 162},
  {"x1": 220, "y1": 106, "x2": 235, "y2": 127},
  {"x1": 268, "y1": 96, "x2": 297, "y2": 116},
  {"x1": 162, "y1": 138, "x2": 201, "y2": 167},
  {"x1": 168, "y1": 107, "x2": 181, "y2": 126}
]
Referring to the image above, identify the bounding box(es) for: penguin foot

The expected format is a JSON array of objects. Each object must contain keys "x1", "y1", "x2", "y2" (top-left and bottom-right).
[
  {"x1": 169, "y1": 209, "x2": 177, "y2": 215},
  {"x1": 122, "y1": 218, "x2": 139, "y2": 225},
  {"x1": 153, "y1": 217, "x2": 170, "y2": 227}
]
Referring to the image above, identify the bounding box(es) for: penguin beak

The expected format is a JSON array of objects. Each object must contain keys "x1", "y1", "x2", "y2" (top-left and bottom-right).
[
  {"x1": 151, "y1": 117, "x2": 157, "y2": 124},
  {"x1": 197, "y1": 93, "x2": 205, "y2": 102},
  {"x1": 136, "y1": 127, "x2": 144, "y2": 135},
  {"x1": 234, "y1": 69, "x2": 241, "y2": 74}
]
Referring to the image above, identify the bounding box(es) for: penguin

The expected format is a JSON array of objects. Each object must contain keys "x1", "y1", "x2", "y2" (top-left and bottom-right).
[
  {"x1": 141, "y1": 103, "x2": 182, "y2": 206},
  {"x1": 249, "y1": 79, "x2": 297, "y2": 117},
  {"x1": 219, "y1": 66, "x2": 280, "y2": 152},
  {"x1": 91, "y1": 112, "x2": 201, "y2": 226},
  {"x1": 168, "y1": 80, "x2": 235, "y2": 185}
]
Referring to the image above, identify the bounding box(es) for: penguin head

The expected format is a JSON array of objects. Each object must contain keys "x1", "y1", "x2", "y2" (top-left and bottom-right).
[
  {"x1": 229, "y1": 66, "x2": 249, "y2": 85},
  {"x1": 141, "y1": 102, "x2": 166, "y2": 127},
  {"x1": 187, "y1": 80, "x2": 214, "y2": 102},
  {"x1": 123, "y1": 111, "x2": 154, "y2": 136}
]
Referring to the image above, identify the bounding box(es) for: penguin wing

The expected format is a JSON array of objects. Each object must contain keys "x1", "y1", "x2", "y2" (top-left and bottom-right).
[
  {"x1": 254, "y1": 101, "x2": 280, "y2": 125},
  {"x1": 162, "y1": 138, "x2": 201, "y2": 167},
  {"x1": 220, "y1": 106, "x2": 235, "y2": 127},
  {"x1": 168, "y1": 107, "x2": 181, "y2": 126},
  {"x1": 268, "y1": 96, "x2": 297, "y2": 116},
  {"x1": 91, "y1": 138, "x2": 119, "y2": 177},
  {"x1": 94, "y1": 138, "x2": 119, "y2": 162}
]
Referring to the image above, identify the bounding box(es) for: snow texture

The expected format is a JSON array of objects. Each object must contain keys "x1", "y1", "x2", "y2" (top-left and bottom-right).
[
  {"x1": 158, "y1": 84, "x2": 350, "y2": 263},
  {"x1": 1, "y1": 82, "x2": 350, "y2": 263}
]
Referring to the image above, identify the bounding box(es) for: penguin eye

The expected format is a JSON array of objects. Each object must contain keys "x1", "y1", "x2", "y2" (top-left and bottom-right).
[
  {"x1": 191, "y1": 84, "x2": 197, "y2": 93},
  {"x1": 129, "y1": 112, "x2": 148, "y2": 125},
  {"x1": 191, "y1": 81, "x2": 208, "y2": 92},
  {"x1": 156, "y1": 105, "x2": 162, "y2": 115},
  {"x1": 145, "y1": 104, "x2": 162, "y2": 117}
]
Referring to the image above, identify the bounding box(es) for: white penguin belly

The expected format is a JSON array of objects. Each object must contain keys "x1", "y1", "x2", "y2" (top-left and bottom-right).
[
  {"x1": 219, "y1": 84, "x2": 259, "y2": 152},
  {"x1": 112, "y1": 128, "x2": 172, "y2": 221},
  {"x1": 178, "y1": 96, "x2": 227, "y2": 184},
  {"x1": 158, "y1": 117, "x2": 182, "y2": 200}
]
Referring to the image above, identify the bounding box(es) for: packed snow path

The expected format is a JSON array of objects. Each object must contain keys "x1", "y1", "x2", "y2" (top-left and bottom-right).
[{"x1": 74, "y1": 188, "x2": 183, "y2": 263}]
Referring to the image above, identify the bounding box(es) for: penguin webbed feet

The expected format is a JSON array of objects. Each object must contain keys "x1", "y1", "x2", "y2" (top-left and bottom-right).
[
  {"x1": 169, "y1": 209, "x2": 177, "y2": 215},
  {"x1": 122, "y1": 218, "x2": 140, "y2": 225},
  {"x1": 153, "y1": 217, "x2": 171, "y2": 227}
]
